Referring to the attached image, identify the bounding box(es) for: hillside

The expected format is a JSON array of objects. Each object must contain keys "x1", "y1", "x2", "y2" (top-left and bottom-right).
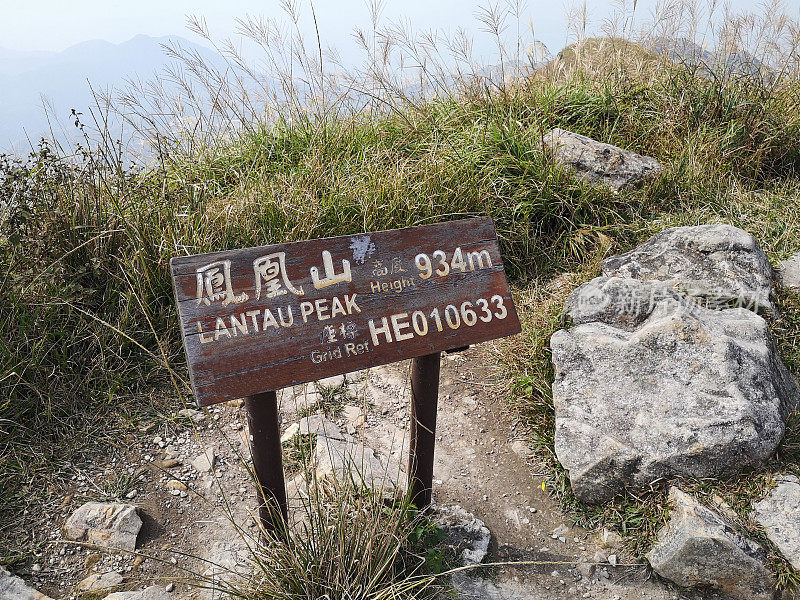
[{"x1": 2, "y1": 21, "x2": 800, "y2": 599}]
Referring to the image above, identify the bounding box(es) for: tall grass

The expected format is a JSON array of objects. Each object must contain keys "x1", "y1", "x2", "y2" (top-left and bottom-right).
[{"x1": 3, "y1": 0, "x2": 800, "y2": 576}]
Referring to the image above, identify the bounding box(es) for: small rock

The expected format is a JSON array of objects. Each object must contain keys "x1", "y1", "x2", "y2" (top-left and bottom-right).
[
  {"x1": 432, "y1": 504, "x2": 491, "y2": 566},
  {"x1": 551, "y1": 524, "x2": 569, "y2": 538},
  {"x1": 165, "y1": 480, "x2": 187, "y2": 492},
  {"x1": 165, "y1": 583, "x2": 174, "y2": 593},
  {"x1": 342, "y1": 405, "x2": 363, "y2": 426},
  {"x1": 125, "y1": 490, "x2": 138, "y2": 499},
  {"x1": 752, "y1": 474, "x2": 800, "y2": 570},
  {"x1": 63, "y1": 502, "x2": 142, "y2": 553},
  {"x1": 298, "y1": 414, "x2": 345, "y2": 440},
  {"x1": 777, "y1": 253, "x2": 800, "y2": 289},
  {"x1": 0, "y1": 566, "x2": 54, "y2": 600},
  {"x1": 84, "y1": 554, "x2": 102, "y2": 570},
  {"x1": 316, "y1": 374, "x2": 346, "y2": 388},
  {"x1": 176, "y1": 408, "x2": 205, "y2": 423},
  {"x1": 192, "y1": 449, "x2": 215, "y2": 472},
  {"x1": 313, "y1": 436, "x2": 395, "y2": 490},
  {"x1": 607, "y1": 554, "x2": 618, "y2": 566},
  {"x1": 159, "y1": 459, "x2": 180, "y2": 469},
  {"x1": 598, "y1": 528, "x2": 623, "y2": 549},
  {"x1": 76, "y1": 571, "x2": 123, "y2": 595},
  {"x1": 577, "y1": 558, "x2": 595, "y2": 578},
  {"x1": 646, "y1": 488, "x2": 775, "y2": 600},
  {"x1": 105, "y1": 586, "x2": 171, "y2": 600},
  {"x1": 280, "y1": 423, "x2": 300, "y2": 443},
  {"x1": 543, "y1": 127, "x2": 662, "y2": 192}
]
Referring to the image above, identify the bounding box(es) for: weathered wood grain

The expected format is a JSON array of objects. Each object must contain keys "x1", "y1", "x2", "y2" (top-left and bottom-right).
[{"x1": 171, "y1": 217, "x2": 521, "y2": 406}]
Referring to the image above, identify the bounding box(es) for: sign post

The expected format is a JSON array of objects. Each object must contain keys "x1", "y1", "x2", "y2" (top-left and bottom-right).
[
  {"x1": 408, "y1": 352, "x2": 441, "y2": 509},
  {"x1": 244, "y1": 391, "x2": 287, "y2": 531},
  {"x1": 170, "y1": 217, "x2": 521, "y2": 530}
]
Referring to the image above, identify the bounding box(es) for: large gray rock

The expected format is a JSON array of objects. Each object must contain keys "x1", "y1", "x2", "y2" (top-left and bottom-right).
[
  {"x1": 543, "y1": 127, "x2": 663, "y2": 192},
  {"x1": 752, "y1": 475, "x2": 800, "y2": 570},
  {"x1": 647, "y1": 488, "x2": 776, "y2": 600},
  {"x1": 63, "y1": 502, "x2": 142, "y2": 553},
  {"x1": 552, "y1": 277, "x2": 797, "y2": 504},
  {"x1": 0, "y1": 567, "x2": 53, "y2": 600},
  {"x1": 603, "y1": 224, "x2": 774, "y2": 314}
]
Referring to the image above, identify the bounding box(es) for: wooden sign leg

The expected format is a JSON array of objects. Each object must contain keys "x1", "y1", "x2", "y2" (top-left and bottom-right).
[
  {"x1": 244, "y1": 391, "x2": 288, "y2": 534},
  {"x1": 408, "y1": 352, "x2": 441, "y2": 509}
]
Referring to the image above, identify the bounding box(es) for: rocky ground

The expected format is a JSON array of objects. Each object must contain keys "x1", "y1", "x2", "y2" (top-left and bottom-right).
[{"x1": 7, "y1": 344, "x2": 733, "y2": 600}]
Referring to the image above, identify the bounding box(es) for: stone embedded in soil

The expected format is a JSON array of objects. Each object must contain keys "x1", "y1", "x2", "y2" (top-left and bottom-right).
[
  {"x1": 776, "y1": 252, "x2": 800, "y2": 289},
  {"x1": 752, "y1": 475, "x2": 800, "y2": 570},
  {"x1": 602, "y1": 224, "x2": 774, "y2": 314},
  {"x1": 76, "y1": 571, "x2": 124, "y2": 595},
  {"x1": 280, "y1": 422, "x2": 300, "y2": 443},
  {"x1": 315, "y1": 374, "x2": 346, "y2": 388},
  {"x1": 542, "y1": 127, "x2": 663, "y2": 192},
  {"x1": 104, "y1": 586, "x2": 171, "y2": 600},
  {"x1": 647, "y1": 488, "x2": 776, "y2": 600},
  {"x1": 175, "y1": 408, "x2": 206, "y2": 423},
  {"x1": 313, "y1": 435, "x2": 397, "y2": 490},
  {"x1": 63, "y1": 502, "x2": 142, "y2": 553},
  {"x1": 298, "y1": 414, "x2": 347, "y2": 440},
  {"x1": 342, "y1": 404, "x2": 363, "y2": 426},
  {"x1": 192, "y1": 448, "x2": 216, "y2": 472},
  {"x1": 0, "y1": 567, "x2": 53, "y2": 600},
  {"x1": 432, "y1": 504, "x2": 491, "y2": 566}
]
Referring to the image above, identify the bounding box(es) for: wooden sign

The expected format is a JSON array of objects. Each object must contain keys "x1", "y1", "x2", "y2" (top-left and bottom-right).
[{"x1": 170, "y1": 216, "x2": 520, "y2": 406}]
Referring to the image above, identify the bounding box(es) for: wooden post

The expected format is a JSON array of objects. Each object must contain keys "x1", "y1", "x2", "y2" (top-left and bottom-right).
[
  {"x1": 408, "y1": 352, "x2": 441, "y2": 509},
  {"x1": 244, "y1": 391, "x2": 288, "y2": 533}
]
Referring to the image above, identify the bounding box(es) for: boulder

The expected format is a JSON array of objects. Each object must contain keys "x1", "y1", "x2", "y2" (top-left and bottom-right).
[
  {"x1": 552, "y1": 277, "x2": 797, "y2": 503},
  {"x1": 752, "y1": 475, "x2": 800, "y2": 570},
  {"x1": 647, "y1": 488, "x2": 776, "y2": 600},
  {"x1": 543, "y1": 127, "x2": 662, "y2": 192},
  {"x1": 0, "y1": 567, "x2": 53, "y2": 600},
  {"x1": 104, "y1": 586, "x2": 171, "y2": 600},
  {"x1": 63, "y1": 502, "x2": 142, "y2": 553},
  {"x1": 602, "y1": 224, "x2": 774, "y2": 314}
]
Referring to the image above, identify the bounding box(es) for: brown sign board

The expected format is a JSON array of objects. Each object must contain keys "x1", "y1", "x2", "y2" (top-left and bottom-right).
[{"x1": 170, "y1": 216, "x2": 521, "y2": 407}]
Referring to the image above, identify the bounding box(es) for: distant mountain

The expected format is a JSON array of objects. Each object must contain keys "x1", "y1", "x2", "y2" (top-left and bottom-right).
[
  {"x1": 0, "y1": 35, "x2": 221, "y2": 155},
  {"x1": 646, "y1": 36, "x2": 769, "y2": 79}
]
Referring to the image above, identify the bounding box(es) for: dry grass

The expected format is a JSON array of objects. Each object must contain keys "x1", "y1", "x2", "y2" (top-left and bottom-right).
[{"x1": 3, "y1": 0, "x2": 800, "y2": 592}]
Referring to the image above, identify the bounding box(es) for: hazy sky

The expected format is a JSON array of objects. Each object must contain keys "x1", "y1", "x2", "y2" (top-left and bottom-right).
[{"x1": 2, "y1": 0, "x2": 786, "y2": 60}]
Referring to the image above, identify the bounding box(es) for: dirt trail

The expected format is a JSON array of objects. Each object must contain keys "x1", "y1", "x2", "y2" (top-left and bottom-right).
[{"x1": 30, "y1": 347, "x2": 716, "y2": 600}]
